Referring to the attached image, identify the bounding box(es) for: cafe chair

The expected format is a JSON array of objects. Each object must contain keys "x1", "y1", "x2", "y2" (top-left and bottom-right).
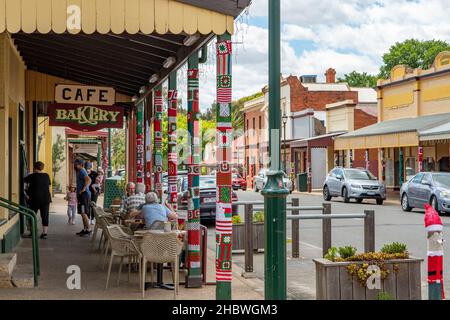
[
  {"x1": 139, "y1": 232, "x2": 183, "y2": 299},
  {"x1": 149, "y1": 220, "x2": 166, "y2": 230},
  {"x1": 104, "y1": 225, "x2": 142, "y2": 290}
]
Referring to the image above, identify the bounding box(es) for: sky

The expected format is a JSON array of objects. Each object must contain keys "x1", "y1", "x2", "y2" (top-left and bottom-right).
[{"x1": 175, "y1": 0, "x2": 450, "y2": 113}]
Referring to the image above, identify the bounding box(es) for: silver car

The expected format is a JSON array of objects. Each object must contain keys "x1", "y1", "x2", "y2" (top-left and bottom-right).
[
  {"x1": 400, "y1": 172, "x2": 450, "y2": 215},
  {"x1": 323, "y1": 167, "x2": 386, "y2": 204},
  {"x1": 253, "y1": 169, "x2": 293, "y2": 193}
]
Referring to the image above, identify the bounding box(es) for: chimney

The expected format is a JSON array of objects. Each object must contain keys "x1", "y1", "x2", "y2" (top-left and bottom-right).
[{"x1": 325, "y1": 68, "x2": 336, "y2": 83}]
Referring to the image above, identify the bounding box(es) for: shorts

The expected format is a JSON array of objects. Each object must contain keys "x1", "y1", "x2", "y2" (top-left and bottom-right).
[{"x1": 77, "y1": 192, "x2": 91, "y2": 215}]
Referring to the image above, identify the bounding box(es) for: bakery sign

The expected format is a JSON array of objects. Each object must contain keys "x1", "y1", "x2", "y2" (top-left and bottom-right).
[{"x1": 48, "y1": 103, "x2": 124, "y2": 131}]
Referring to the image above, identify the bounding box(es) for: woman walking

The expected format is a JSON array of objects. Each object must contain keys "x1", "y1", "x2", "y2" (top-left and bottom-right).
[{"x1": 24, "y1": 161, "x2": 52, "y2": 239}]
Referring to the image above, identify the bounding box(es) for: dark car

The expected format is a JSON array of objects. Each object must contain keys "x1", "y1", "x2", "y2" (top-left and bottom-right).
[
  {"x1": 232, "y1": 173, "x2": 247, "y2": 191},
  {"x1": 400, "y1": 172, "x2": 450, "y2": 215},
  {"x1": 177, "y1": 175, "x2": 238, "y2": 221}
]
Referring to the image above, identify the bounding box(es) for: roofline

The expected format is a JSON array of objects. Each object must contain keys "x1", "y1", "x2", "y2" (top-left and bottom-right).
[{"x1": 176, "y1": 0, "x2": 252, "y2": 17}]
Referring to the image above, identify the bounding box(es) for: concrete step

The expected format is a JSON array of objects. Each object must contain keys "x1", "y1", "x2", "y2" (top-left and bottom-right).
[
  {"x1": 11, "y1": 264, "x2": 34, "y2": 288},
  {"x1": 0, "y1": 253, "x2": 17, "y2": 288}
]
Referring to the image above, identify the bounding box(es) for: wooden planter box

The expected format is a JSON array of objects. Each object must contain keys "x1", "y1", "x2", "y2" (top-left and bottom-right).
[
  {"x1": 313, "y1": 257, "x2": 423, "y2": 300},
  {"x1": 232, "y1": 222, "x2": 264, "y2": 251}
]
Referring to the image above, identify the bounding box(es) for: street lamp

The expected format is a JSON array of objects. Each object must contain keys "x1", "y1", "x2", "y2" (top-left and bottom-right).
[{"x1": 282, "y1": 113, "x2": 288, "y2": 173}]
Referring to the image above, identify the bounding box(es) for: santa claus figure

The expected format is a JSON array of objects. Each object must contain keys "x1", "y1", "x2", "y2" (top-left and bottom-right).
[{"x1": 425, "y1": 203, "x2": 445, "y2": 300}]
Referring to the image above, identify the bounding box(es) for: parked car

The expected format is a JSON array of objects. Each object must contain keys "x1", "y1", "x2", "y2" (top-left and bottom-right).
[
  {"x1": 253, "y1": 169, "x2": 293, "y2": 193},
  {"x1": 323, "y1": 167, "x2": 386, "y2": 204},
  {"x1": 114, "y1": 168, "x2": 125, "y2": 177},
  {"x1": 177, "y1": 175, "x2": 238, "y2": 221},
  {"x1": 232, "y1": 173, "x2": 247, "y2": 191},
  {"x1": 400, "y1": 172, "x2": 450, "y2": 215}
]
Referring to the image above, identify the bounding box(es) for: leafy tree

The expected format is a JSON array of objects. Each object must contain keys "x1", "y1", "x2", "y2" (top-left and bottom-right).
[
  {"x1": 379, "y1": 39, "x2": 450, "y2": 79},
  {"x1": 111, "y1": 128, "x2": 126, "y2": 171},
  {"x1": 52, "y1": 134, "x2": 66, "y2": 194},
  {"x1": 337, "y1": 71, "x2": 378, "y2": 88}
]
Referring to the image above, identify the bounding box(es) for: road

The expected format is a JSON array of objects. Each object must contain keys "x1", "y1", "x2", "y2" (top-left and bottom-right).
[{"x1": 203, "y1": 190, "x2": 450, "y2": 299}]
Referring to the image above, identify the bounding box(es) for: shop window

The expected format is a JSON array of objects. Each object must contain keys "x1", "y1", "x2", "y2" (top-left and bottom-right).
[
  {"x1": 423, "y1": 157, "x2": 435, "y2": 172},
  {"x1": 405, "y1": 157, "x2": 416, "y2": 181},
  {"x1": 385, "y1": 159, "x2": 395, "y2": 187},
  {"x1": 439, "y1": 157, "x2": 450, "y2": 172}
]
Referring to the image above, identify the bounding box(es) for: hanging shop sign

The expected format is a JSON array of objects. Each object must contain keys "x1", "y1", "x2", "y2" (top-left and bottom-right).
[
  {"x1": 48, "y1": 103, "x2": 124, "y2": 131},
  {"x1": 55, "y1": 85, "x2": 115, "y2": 106},
  {"x1": 73, "y1": 143, "x2": 99, "y2": 154}
]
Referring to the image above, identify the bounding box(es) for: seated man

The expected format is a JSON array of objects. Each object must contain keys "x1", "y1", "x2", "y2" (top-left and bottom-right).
[
  {"x1": 140, "y1": 192, "x2": 177, "y2": 230},
  {"x1": 121, "y1": 183, "x2": 146, "y2": 220}
]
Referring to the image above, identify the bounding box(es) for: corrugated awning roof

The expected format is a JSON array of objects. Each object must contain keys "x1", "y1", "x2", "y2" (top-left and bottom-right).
[{"x1": 339, "y1": 113, "x2": 450, "y2": 139}]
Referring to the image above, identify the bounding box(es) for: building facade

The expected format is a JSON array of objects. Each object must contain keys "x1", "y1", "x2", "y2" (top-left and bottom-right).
[{"x1": 335, "y1": 52, "x2": 450, "y2": 190}]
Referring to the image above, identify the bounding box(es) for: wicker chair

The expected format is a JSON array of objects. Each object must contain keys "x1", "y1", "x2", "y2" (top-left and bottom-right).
[
  {"x1": 104, "y1": 225, "x2": 142, "y2": 290},
  {"x1": 139, "y1": 232, "x2": 183, "y2": 299},
  {"x1": 101, "y1": 219, "x2": 134, "y2": 269}
]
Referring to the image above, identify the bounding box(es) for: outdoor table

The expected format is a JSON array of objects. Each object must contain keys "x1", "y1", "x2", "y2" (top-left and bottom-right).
[{"x1": 134, "y1": 229, "x2": 187, "y2": 291}]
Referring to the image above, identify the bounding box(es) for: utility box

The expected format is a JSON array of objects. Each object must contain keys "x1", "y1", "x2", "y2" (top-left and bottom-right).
[
  {"x1": 297, "y1": 173, "x2": 308, "y2": 192},
  {"x1": 103, "y1": 176, "x2": 124, "y2": 209}
]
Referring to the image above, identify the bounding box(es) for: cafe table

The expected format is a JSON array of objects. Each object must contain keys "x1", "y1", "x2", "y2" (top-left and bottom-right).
[{"x1": 134, "y1": 229, "x2": 187, "y2": 291}]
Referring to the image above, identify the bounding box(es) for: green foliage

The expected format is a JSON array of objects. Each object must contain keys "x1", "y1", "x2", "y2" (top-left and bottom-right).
[
  {"x1": 52, "y1": 134, "x2": 66, "y2": 189},
  {"x1": 377, "y1": 292, "x2": 394, "y2": 300},
  {"x1": 379, "y1": 39, "x2": 450, "y2": 79},
  {"x1": 232, "y1": 215, "x2": 242, "y2": 225},
  {"x1": 324, "y1": 247, "x2": 339, "y2": 262},
  {"x1": 253, "y1": 211, "x2": 264, "y2": 223},
  {"x1": 380, "y1": 242, "x2": 408, "y2": 255},
  {"x1": 111, "y1": 128, "x2": 126, "y2": 171},
  {"x1": 338, "y1": 246, "x2": 357, "y2": 259},
  {"x1": 337, "y1": 71, "x2": 378, "y2": 88}
]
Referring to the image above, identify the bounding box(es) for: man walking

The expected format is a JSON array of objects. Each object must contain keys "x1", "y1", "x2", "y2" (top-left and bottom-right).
[{"x1": 74, "y1": 159, "x2": 92, "y2": 237}]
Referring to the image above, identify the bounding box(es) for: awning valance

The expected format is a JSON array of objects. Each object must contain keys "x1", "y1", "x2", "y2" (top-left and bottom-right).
[
  {"x1": 0, "y1": 0, "x2": 235, "y2": 35},
  {"x1": 335, "y1": 131, "x2": 419, "y2": 150}
]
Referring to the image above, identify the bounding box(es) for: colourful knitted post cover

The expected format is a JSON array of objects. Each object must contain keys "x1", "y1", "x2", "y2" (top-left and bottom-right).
[
  {"x1": 153, "y1": 88, "x2": 163, "y2": 202},
  {"x1": 168, "y1": 88, "x2": 179, "y2": 222},
  {"x1": 136, "y1": 100, "x2": 144, "y2": 183}
]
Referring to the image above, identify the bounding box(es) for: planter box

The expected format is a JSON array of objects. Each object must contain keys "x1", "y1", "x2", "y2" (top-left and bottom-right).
[
  {"x1": 313, "y1": 257, "x2": 423, "y2": 300},
  {"x1": 232, "y1": 222, "x2": 264, "y2": 252}
]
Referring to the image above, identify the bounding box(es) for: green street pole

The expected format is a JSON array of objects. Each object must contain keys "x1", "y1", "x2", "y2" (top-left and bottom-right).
[
  {"x1": 108, "y1": 128, "x2": 112, "y2": 177},
  {"x1": 262, "y1": 0, "x2": 289, "y2": 300},
  {"x1": 399, "y1": 147, "x2": 404, "y2": 187}
]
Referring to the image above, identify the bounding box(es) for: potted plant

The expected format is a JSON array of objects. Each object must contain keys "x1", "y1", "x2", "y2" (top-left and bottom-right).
[
  {"x1": 232, "y1": 211, "x2": 265, "y2": 252},
  {"x1": 314, "y1": 242, "x2": 423, "y2": 300}
]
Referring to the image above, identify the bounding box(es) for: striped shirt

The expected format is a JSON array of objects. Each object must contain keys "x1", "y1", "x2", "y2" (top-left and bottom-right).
[{"x1": 120, "y1": 193, "x2": 146, "y2": 214}]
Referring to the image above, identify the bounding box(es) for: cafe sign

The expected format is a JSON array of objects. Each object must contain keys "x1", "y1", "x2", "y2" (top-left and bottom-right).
[
  {"x1": 48, "y1": 103, "x2": 124, "y2": 131},
  {"x1": 55, "y1": 84, "x2": 115, "y2": 106}
]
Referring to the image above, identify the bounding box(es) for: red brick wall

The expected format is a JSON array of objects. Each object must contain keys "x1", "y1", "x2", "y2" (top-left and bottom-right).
[
  {"x1": 353, "y1": 149, "x2": 379, "y2": 178},
  {"x1": 354, "y1": 109, "x2": 377, "y2": 130},
  {"x1": 287, "y1": 76, "x2": 358, "y2": 112}
]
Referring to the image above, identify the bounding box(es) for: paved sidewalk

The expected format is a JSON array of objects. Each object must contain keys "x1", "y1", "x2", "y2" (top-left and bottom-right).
[{"x1": 0, "y1": 194, "x2": 263, "y2": 300}]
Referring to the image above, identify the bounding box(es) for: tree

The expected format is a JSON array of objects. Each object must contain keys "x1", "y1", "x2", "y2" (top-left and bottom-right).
[
  {"x1": 111, "y1": 128, "x2": 126, "y2": 171},
  {"x1": 379, "y1": 39, "x2": 450, "y2": 79},
  {"x1": 52, "y1": 134, "x2": 66, "y2": 194},
  {"x1": 337, "y1": 71, "x2": 378, "y2": 88}
]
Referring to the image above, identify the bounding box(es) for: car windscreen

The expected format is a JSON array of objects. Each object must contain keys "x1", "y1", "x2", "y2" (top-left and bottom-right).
[
  {"x1": 432, "y1": 174, "x2": 450, "y2": 188},
  {"x1": 344, "y1": 169, "x2": 377, "y2": 180}
]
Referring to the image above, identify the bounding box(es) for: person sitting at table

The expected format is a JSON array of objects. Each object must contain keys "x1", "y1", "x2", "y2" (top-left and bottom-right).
[
  {"x1": 139, "y1": 192, "x2": 177, "y2": 230},
  {"x1": 121, "y1": 182, "x2": 146, "y2": 219}
]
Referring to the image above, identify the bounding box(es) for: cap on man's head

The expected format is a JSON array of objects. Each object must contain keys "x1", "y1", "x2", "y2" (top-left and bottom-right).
[
  {"x1": 74, "y1": 159, "x2": 84, "y2": 166},
  {"x1": 85, "y1": 162, "x2": 93, "y2": 170}
]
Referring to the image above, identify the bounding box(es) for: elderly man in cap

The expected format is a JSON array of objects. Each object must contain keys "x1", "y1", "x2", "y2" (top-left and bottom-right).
[{"x1": 74, "y1": 159, "x2": 92, "y2": 236}]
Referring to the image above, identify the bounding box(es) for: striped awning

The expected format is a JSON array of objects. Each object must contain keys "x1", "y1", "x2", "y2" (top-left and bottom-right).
[{"x1": 0, "y1": 0, "x2": 236, "y2": 35}]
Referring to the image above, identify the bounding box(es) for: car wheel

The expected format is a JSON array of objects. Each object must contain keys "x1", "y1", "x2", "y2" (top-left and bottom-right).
[
  {"x1": 356, "y1": 199, "x2": 363, "y2": 204},
  {"x1": 431, "y1": 196, "x2": 440, "y2": 215},
  {"x1": 323, "y1": 186, "x2": 332, "y2": 201},
  {"x1": 342, "y1": 187, "x2": 350, "y2": 203},
  {"x1": 376, "y1": 199, "x2": 384, "y2": 205},
  {"x1": 401, "y1": 194, "x2": 412, "y2": 212}
]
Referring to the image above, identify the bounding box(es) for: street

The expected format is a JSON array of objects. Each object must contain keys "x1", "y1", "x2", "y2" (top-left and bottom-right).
[{"x1": 205, "y1": 190, "x2": 450, "y2": 299}]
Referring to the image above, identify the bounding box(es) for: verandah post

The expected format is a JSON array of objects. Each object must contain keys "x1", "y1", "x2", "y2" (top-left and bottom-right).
[
  {"x1": 168, "y1": 72, "x2": 180, "y2": 224},
  {"x1": 215, "y1": 33, "x2": 233, "y2": 300},
  {"x1": 153, "y1": 86, "x2": 163, "y2": 202},
  {"x1": 186, "y1": 53, "x2": 202, "y2": 288}
]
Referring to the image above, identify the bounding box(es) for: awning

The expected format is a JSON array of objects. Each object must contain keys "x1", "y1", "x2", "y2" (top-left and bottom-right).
[
  {"x1": 291, "y1": 131, "x2": 347, "y2": 149},
  {"x1": 335, "y1": 113, "x2": 450, "y2": 150},
  {"x1": 419, "y1": 122, "x2": 450, "y2": 142},
  {"x1": 0, "y1": 0, "x2": 242, "y2": 35}
]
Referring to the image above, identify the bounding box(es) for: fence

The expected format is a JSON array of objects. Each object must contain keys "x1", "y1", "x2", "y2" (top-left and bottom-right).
[{"x1": 233, "y1": 200, "x2": 375, "y2": 275}]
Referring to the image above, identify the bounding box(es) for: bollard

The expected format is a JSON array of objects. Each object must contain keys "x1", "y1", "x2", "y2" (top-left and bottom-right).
[
  {"x1": 244, "y1": 204, "x2": 254, "y2": 275},
  {"x1": 322, "y1": 203, "x2": 332, "y2": 256},
  {"x1": 424, "y1": 204, "x2": 444, "y2": 300},
  {"x1": 291, "y1": 198, "x2": 300, "y2": 258},
  {"x1": 364, "y1": 210, "x2": 375, "y2": 253}
]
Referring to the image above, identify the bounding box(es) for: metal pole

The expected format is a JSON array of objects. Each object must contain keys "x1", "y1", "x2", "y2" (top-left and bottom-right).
[
  {"x1": 107, "y1": 128, "x2": 112, "y2": 177},
  {"x1": 284, "y1": 122, "x2": 287, "y2": 172},
  {"x1": 291, "y1": 198, "x2": 300, "y2": 258},
  {"x1": 399, "y1": 147, "x2": 404, "y2": 187},
  {"x1": 364, "y1": 210, "x2": 375, "y2": 253},
  {"x1": 262, "y1": 0, "x2": 289, "y2": 300},
  {"x1": 244, "y1": 204, "x2": 254, "y2": 274}
]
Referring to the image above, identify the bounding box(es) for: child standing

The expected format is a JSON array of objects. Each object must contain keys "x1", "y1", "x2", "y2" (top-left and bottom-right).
[{"x1": 65, "y1": 186, "x2": 77, "y2": 225}]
